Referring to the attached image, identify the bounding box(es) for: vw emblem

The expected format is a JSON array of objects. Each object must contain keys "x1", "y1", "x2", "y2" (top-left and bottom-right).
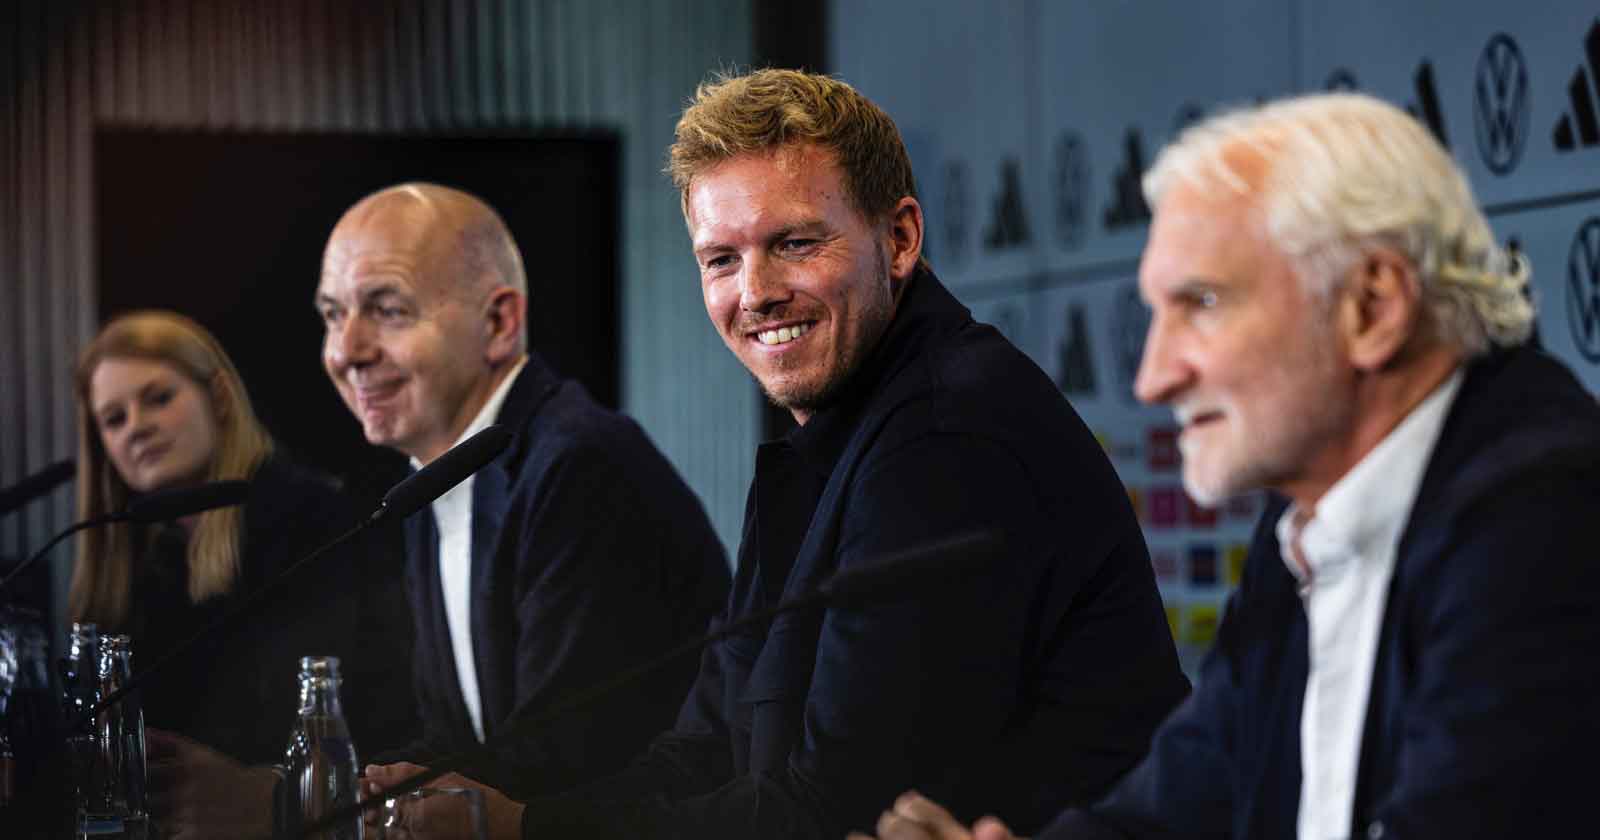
[
  {"x1": 1053, "y1": 131, "x2": 1089, "y2": 251},
  {"x1": 1568, "y1": 217, "x2": 1600, "y2": 363},
  {"x1": 1474, "y1": 33, "x2": 1530, "y2": 176},
  {"x1": 943, "y1": 160, "x2": 971, "y2": 265}
]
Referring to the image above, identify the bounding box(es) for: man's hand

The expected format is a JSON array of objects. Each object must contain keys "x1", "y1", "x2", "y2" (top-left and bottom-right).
[
  {"x1": 363, "y1": 761, "x2": 525, "y2": 839},
  {"x1": 146, "y1": 728, "x2": 276, "y2": 840},
  {"x1": 847, "y1": 791, "x2": 1024, "y2": 840}
]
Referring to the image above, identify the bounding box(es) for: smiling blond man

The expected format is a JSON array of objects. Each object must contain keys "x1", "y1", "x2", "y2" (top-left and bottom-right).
[{"x1": 438, "y1": 68, "x2": 1191, "y2": 840}]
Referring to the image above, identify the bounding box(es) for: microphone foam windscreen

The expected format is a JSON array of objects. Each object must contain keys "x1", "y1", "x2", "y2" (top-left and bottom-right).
[{"x1": 124, "y1": 480, "x2": 252, "y2": 523}]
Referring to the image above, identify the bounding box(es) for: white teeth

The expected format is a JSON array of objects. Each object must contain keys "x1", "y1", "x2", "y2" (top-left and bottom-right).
[{"x1": 757, "y1": 323, "x2": 809, "y2": 346}]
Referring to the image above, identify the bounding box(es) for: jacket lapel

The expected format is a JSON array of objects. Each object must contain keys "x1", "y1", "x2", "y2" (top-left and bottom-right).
[
  {"x1": 469, "y1": 453, "x2": 511, "y2": 738},
  {"x1": 405, "y1": 506, "x2": 478, "y2": 744},
  {"x1": 461, "y1": 356, "x2": 558, "y2": 739}
]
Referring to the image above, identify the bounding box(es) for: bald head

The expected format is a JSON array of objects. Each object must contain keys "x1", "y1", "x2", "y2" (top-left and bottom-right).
[
  {"x1": 328, "y1": 182, "x2": 527, "y2": 303},
  {"x1": 317, "y1": 183, "x2": 530, "y2": 463}
]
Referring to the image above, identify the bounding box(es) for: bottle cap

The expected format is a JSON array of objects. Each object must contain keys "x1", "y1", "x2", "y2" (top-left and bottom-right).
[{"x1": 298, "y1": 656, "x2": 342, "y2": 678}]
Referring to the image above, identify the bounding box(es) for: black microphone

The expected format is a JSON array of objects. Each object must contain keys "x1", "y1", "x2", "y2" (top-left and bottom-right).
[
  {"x1": 125, "y1": 479, "x2": 252, "y2": 523},
  {"x1": 0, "y1": 458, "x2": 75, "y2": 518},
  {"x1": 374, "y1": 424, "x2": 513, "y2": 523},
  {"x1": 299, "y1": 528, "x2": 1005, "y2": 837},
  {"x1": 86, "y1": 425, "x2": 514, "y2": 725},
  {"x1": 0, "y1": 480, "x2": 253, "y2": 595}
]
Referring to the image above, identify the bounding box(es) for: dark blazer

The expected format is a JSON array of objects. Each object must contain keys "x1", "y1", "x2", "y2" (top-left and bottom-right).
[
  {"x1": 132, "y1": 456, "x2": 418, "y2": 765},
  {"x1": 392, "y1": 354, "x2": 729, "y2": 798},
  {"x1": 522, "y1": 269, "x2": 1189, "y2": 838},
  {"x1": 1044, "y1": 346, "x2": 1600, "y2": 839}
]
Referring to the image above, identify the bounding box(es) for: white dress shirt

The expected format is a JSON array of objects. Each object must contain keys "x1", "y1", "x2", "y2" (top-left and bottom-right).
[
  {"x1": 1280, "y1": 369, "x2": 1463, "y2": 840},
  {"x1": 412, "y1": 356, "x2": 526, "y2": 743}
]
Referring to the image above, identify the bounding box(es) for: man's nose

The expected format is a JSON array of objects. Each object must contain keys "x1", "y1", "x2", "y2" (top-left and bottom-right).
[
  {"x1": 1133, "y1": 317, "x2": 1191, "y2": 405},
  {"x1": 327, "y1": 316, "x2": 377, "y2": 370},
  {"x1": 739, "y1": 255, "x2": 792, "y2": 313}
]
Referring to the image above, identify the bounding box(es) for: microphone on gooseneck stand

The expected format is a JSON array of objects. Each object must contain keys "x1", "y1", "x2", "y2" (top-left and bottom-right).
[
  {"x1": 83, "y1": 424, "x2": 514, "y2": 726},
  {"x1": 296, "y1": 528, "x2": 1007, "y2": 837},
  {"x1": 373, "y1": 423, "x2": 514, "y2": 523},
  {"x1": 0, "y1": 480, "x2": 252, "y2": 595},
  {"x1": 0, "y1": 459, "x2": 75, "y2": 519}
]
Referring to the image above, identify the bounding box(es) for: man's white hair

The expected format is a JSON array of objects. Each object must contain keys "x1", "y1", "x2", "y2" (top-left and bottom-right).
[{"x1": 1143, "y1": 92, "x2": 1533, "y2": 356}]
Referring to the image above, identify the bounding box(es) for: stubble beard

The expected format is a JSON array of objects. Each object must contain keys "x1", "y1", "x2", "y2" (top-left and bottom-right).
[{"x1": 760, "y1": 257, "x2": 895, "y2": 417}]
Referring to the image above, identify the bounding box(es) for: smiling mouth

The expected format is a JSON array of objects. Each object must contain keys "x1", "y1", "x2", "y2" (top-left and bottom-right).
[
  {"x1": 753, "y1": 322, "x2": 813, "y2": 346},
  {"x1": 354, "y1": 380, "x2": 403, "y2": 405}
]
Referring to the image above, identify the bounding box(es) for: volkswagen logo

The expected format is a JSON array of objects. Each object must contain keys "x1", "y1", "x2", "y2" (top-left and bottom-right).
[
  {"x1": 1569, "y1": 218, "x2": 1600, "y2": 363},
  {"x1": 1474, "y1": 33, "x2": 1530, "y2": 176}
]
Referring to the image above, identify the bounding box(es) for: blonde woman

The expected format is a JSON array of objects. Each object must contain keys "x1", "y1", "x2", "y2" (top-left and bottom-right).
[
  {"x1": 72, "y1": 310, "x2": 273, "y2": 631},
  {"x1": 71, "y1": 311, "x2": 415, "y2": 829}
]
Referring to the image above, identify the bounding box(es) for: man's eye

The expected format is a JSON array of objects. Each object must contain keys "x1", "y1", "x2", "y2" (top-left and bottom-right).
[
  {"x1": 368, "y1": 304, "x2": 409, "y2": 322},
  {"x1": 1198, "y1": 290, "x2": 1219, "y2": 308},
  {"x1": 781, "y1": 238, "x2": 817, "y2": 252},
  {"x1": 704, "y1": 254, "x2": 736, "y2": 270}
]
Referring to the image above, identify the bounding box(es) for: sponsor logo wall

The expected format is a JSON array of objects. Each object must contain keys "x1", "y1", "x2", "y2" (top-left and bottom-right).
[{"x1": 833, "y1": 1, "x2": 1600, "y2": 676}]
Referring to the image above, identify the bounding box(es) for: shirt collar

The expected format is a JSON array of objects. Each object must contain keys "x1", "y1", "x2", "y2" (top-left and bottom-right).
[
  {"x1": 409, "y1": 355, "x2": 529, "y2": 472},
  {"x1": 1277, "y1": 367, "x2": 1465, "y2": 583}
]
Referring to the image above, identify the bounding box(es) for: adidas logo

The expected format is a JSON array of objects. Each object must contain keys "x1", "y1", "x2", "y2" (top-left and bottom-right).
[
  {"x1": 1103, "y1": 128, "x2": 1151, "y2": 230},
  {"x1": 1554, "y1": 18, "x2": 1600, "y2": 151},
  {"x1": 983, "y1": 158, "x2": 1031, "y2": 250},
  {"x1": 1406, "y1": 60, "x2": 1450, "y2": 147}
]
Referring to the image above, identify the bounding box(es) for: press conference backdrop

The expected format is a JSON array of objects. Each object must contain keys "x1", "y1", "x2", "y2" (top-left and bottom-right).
[{"x1": 832, "y1": 0, "x2": 1600, "y2": 672}]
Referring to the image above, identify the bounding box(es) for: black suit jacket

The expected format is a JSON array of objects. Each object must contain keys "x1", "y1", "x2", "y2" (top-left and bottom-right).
[
  {"x1": 522, "y1": 269, "x2": 1189, "y2": 838},
  {"x1": 1044, "y1": 346, "x2": 1600, "y2": 839},
  {"x1": 392, "y1": 355, "x2": 730, "y2": 797}
]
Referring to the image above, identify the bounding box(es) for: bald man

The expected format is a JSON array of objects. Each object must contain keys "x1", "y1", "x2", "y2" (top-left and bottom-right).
[{"x1": 315, "y1": 183, "x2": 730, "y2": 800}]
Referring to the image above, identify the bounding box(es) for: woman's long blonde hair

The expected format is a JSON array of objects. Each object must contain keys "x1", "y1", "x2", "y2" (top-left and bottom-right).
[{"x1": 70, "y1": 311, "x2": 273, "y2": 627}]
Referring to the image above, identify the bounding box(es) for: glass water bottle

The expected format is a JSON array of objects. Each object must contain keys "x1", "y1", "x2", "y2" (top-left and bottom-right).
[
  {"x1": 59, "y1": 623, "x2": 99, "y2": 813},
  {"x1": 60, "y1": 623, "x2": 99, "y2": 724},
  {"x1": 91, "y1": 635, "x2": 147, "y2": 824},
  {"x1": 282, "y1": 655, "x2": 361, "y2": 839}
]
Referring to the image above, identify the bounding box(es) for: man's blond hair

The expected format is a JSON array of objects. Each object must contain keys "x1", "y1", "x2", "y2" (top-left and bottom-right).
[{"x1": 669, "y1": 68, "x2": 919, "y2": 225}]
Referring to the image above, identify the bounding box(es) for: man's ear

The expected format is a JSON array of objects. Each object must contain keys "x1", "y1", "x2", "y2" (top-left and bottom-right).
[
  {"x1": 484, "y1": 286, "x2": 526, "y2": 365},
  {"x1": 1338, "y1": 247, "x2": 1423, "y2": 372},
  {"x1": 884, "y1": 196, "x2": 924, "y2": 282}
]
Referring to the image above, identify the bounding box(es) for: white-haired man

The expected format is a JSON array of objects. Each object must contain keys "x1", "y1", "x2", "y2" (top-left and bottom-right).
[{"x1": 861, "y1": 93, "x2": 1600, "y2": 839}]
